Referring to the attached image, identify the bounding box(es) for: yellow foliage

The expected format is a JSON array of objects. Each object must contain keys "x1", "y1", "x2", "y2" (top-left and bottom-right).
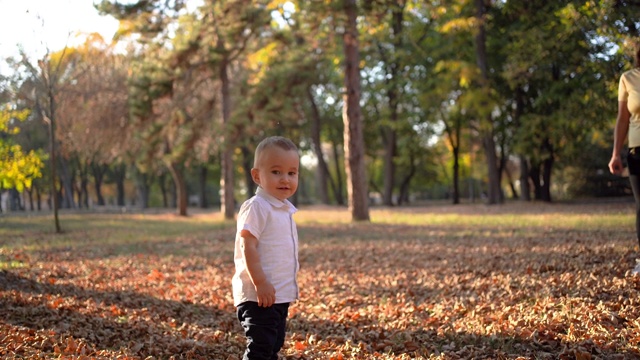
[
  {"x1": 0, "y1": 106, "x2": 30, "y2": 133},
  {"x1": 0, "y1": 107, "x2": 43, "y2": 191},
  {"x1": 267, "y1": 0, "x2": 295, "y2": 9},
  {"x1": 246, "y1": 42, "x2": 279, "y2": 85},
  {"x1": 0, "y1": 145, "x2": 45, "y2": 192},
  {"x1": 440, "y1": 17, "x2": 477, "y2": 34}
]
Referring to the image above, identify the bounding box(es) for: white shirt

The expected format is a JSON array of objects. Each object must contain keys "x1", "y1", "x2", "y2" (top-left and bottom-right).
[{"x1": 232, "y1": 187, "x2": 299, "y2": 306}]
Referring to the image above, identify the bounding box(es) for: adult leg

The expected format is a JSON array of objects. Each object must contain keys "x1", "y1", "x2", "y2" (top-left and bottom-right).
[
  {"x1": 629, "y1": 174, "x2": 640, "y2": 248},
  {"x1": 237, "y1": 302, "x2": 281, "y2": 360}
]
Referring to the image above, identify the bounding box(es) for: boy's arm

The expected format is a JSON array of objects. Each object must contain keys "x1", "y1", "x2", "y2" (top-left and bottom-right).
[{"x1": 239, "y1": 229, "x2": 276, "y2": 307}]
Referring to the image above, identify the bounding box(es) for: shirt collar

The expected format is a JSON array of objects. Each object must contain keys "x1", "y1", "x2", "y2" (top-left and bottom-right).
[{"x1": 256, "y1": 186, "x2": 298, "y2": 213}]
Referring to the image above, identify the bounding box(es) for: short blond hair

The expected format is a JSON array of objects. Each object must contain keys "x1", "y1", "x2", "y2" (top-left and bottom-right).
[{"x1": 254, "y1": 136, "x2": 298, "y2": 167}]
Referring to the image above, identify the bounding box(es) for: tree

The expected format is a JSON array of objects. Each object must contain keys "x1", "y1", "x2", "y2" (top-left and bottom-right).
[
  {"x1": 473, "y1": 0, "x2": 501, "y2": 204},
  {"x1": 494, "y1": 1, "x2": 622, "y2": 202},
  {"x1": 0, "y1": 107, "x2": 45, "y2": 197},
  {"x1": 54, "y1": 35, "x2": 131, "y2": 208},
  {"x1": 342, "y1": 0, "x2": 370, "y2": 221},
  {"x1": 99, "y1": 0, "x2": 275, "y2": 218},
  {"x1": 16, "y1": 47, "x2": 81, "y2": 232}
]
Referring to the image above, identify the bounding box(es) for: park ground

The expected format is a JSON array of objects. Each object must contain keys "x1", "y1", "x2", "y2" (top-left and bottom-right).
[{"x1": 1, "y1": 199, "x2": 640, "y2": 359}]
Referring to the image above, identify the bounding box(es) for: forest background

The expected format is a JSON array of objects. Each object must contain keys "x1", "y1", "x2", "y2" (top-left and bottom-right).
[{"x1": 1, "y1": 0, "x2": 639, "y2": 225}]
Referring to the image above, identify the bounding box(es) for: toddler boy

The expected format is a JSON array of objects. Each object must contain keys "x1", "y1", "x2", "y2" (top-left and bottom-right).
[{"x1": 232, "y1": 136, "x2": 300, "y2": 360}]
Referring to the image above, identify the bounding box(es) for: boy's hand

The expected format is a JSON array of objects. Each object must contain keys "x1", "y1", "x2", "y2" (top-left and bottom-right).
[{"x1": 255, "y1": 281, "x2": 276, "y2": 307}]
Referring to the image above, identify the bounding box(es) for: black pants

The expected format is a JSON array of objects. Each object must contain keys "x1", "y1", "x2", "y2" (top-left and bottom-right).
[
  {"x1": 628, "y1": 148, "x2": 640, "y2": 248},
  {"x1": 237, "y1": 301, "x2": 289, "y2": 360}
]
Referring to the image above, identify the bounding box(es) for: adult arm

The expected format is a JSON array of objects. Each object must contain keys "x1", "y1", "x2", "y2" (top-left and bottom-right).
[
  {"x1": 239, "y1": 229, "x2": 276, "y2": 307},
  {"x1": 609, "y1": 101, "x2": 631, "y2": 175}
]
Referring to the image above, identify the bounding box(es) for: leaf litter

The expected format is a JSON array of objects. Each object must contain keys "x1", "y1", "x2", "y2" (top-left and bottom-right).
[{"x1": 0, "y1": 202, "x2": 639, "y2": 359}]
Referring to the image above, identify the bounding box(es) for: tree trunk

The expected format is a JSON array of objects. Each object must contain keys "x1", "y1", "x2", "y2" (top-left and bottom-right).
[
  {"x1": 475, "y1": 0, "x2": 501, "y2": 204},
  {"x1": 113, "y1": 163, "x2": 126, "y2": 207},
  {"x1": 59, "y1": 157, "x2": 75, "y2": 209},
  {"x1": 198, "y1": 165, "x2": 208, "y2": 208},
  {"x1": 307, "y1": 86, "x2": 330, "y2": 204},
  {"x1": 77, "y1": 161, "x2": 89, "y2": 209},
  {"x1": 452, "y1": 145, "x2": 460, "y2": 204},
  {"x1": 159, "y1": 173, "x2": 169, "y2": 208},
  {"x1": 136, "y1": 172, "x2": 150, "y2": 209},
  {"x1": 331, "y1": 138, "x2": 345, "y2": 206},
  {"x1": 42, "y1": 92, "x2": 61, "y2": 232},
  {"x1": 169, "y1": 178, "x2": 177, "y2": 209},
  {"x1": 397, "y1": 154, "x2": 416, "y2": 206},
  {"x1": 513, "y1": 86, "x2": 530, "y2": 202},
  {"x1": 504, "y1": 166, "x2": 519, "y2": 199},
  {"x1": 519, "y1": 155, "x2": 531, "y2": 201},
  {"x1": 166, "y1": 161, "x2": 188, "y2": 216},
  {"x1": 80, "y1": 174, "x2": 89, "y2": 209},
  {"x1": 381, "y1": 3, "x2": 404, "y2": 207},
  {"x1": 541, "y1": 152, "x2": 554, "y2": 202},
  {"x1": 530, "y1": 163, "x2": 543, "y2": 200},
  {"x1": 92, "y1": 163, "x2": 107, "y2": 206},
  {"x1": 9, "y1": 189, "x2": 22, "y2": 211},
  {"x1": 342, "y1": 0, "x2": 370, "y2": 221},
  {"x1": 218, "y1": 50, "x2": 235, "y2": 220},
  {"x1": 482, "y1": 135, "x2": 502, "y2": 204},
  {"x1": 26, "y1": 186, "x2": 34, "y2": 211},
  {"x1": 382, "y1": 131, "x2": 396, "y2": 206},
  {"x1": 241, "y1": 146, "x2": 255, "y2": 199},
  {"x1": 221, "y1": 148, "x2": 234, "y2": 217},
  {"x1": 36, "y1": 184, "x2": 41, "y2": 211}
]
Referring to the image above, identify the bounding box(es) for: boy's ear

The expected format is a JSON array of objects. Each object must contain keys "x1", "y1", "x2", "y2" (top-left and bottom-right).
[{"x1": 250, "y1": 168, "x2": 260, "y2": 185}]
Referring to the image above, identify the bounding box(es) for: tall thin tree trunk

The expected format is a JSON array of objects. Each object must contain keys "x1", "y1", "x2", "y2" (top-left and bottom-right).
[
  {"x1": 541, "y1": 140, "x2": 554, "y2": 202},
  {"x1": 218, "y1": 46, "x2": 235, "y2": 219},
  {"x1": 59, "y1": 157, "x2": 75, "y2": 209},
  {"x1": 519, "y1": 155, "x2": 530, "y2": 201},
  {"x1": 36, "y1": 184, "x2": 41, "y2": 211},
  {"x1": 92, "y1": 163, "x2": 107, "y2": 206},
  {"x1": 513, "y1": 87, "x2": 530, "y2": 202},
  {"x1": 342, "y1": 0, "x2": 369, "y2": 221},
  {"x1": 397, "y1": 154, "x2": 416, "y2": 206},
  {"x1": 136, "y1": 172, "x2": 150, "y2": 209},
  {"x1": 381, "y1": 3, "x2": 404, "y2": 207},
  {"x1": 199, "y1": 165, "x2": 208, "y2": 208},
  {"x1": 307, "y1": 86, "x2": 330, "y2": 204},
  {"x1": 331, "y1": 139, "x2": 345, "y2": 205},
  {"x1": 9, "y1": 189, "x2": 21, "y2": 211},
  {"x1": 241, "y1": 146, "x2": 255, "y2": 199},
  {"x1": 80, "y1": 175, "x2": 89, "y2": 209},
  {"x1": 43, "y1": 112, "x2": 61, "y2": 232},
  {"x1": 166, "y1": 161, "x2": 187, "y2": 216},
  {"x1": 159, "y1": 173, "x2": 169, "y2": 207},
  {"x1": 170, "y1": 176, "x2": 177, "y2": 208},
  {"x1": 475, "y1": 0, "x2": 501, "y2": 204},
  {"x1": 452, "y1": 145, "x2": 460, "y2": 204},
  {"x1": 113, "y1": 163, "x2": 126, "y2": 207},
  {"x1": 382, "y1": 131, "x2": 396, "y2": 206},
  {"x1": 26, "y1": 187, "x2": 34, "y2": 210},
  {"x1": 530, "y1": 163, "x2": 543, "y2": 200},
  {"x1": 504, "y1": 167, "x2": 519, "y2": 199}
]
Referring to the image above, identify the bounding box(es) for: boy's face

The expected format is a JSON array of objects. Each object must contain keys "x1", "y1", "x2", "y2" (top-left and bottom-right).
[{"x1": 251, "y1": 147, "x2": 299, "y2": 201}]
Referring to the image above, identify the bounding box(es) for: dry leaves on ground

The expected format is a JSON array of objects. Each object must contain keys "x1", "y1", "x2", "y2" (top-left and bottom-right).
[{"x1": 1, "y1": 201, "x2": 639, "y2": 359}]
